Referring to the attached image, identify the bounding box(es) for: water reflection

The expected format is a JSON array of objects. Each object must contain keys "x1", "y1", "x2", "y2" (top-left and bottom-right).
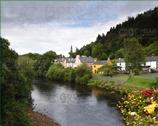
[{"x1": 32, "y1": 80, "x2": 124, "y2": 126}]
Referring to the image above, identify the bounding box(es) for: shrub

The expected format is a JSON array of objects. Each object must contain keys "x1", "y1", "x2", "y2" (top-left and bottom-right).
[
  {"x1": 75, "y1": 64, "x2": 92, "y2": 84},
  {"x1": 46, "y1": 64, "x2": 92, "y2": 85}
]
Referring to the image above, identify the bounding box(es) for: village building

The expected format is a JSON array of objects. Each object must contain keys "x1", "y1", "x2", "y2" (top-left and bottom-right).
[
  {"x1": 145, "y1": 56, "x2": 158, "y2": 70},
  {"x1": 55, "y1": 55, "x2": 94, "y2": 68},
  {"x1": 74, "y1": 55, "x2": 94, "y2": 68},
  {"x1": 63, "y1": 58, "x2": 76, "y2": 68},
  {"x1": 92, "y1": 60, "x2": 107, "y2": 74},
  {"x1": 116, "y1": 58, "x2": 126, "y2": 71},
  {"x1": 116, "y1": 56, "x2": 158, "y2": 71}
]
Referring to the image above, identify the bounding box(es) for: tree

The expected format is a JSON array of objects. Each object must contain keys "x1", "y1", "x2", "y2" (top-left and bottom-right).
[
  {"x1": 73, "y1": 7, "x2": 158, "y2": 60},
  {"x1": 115, "y1": 48, "x2": 124, "y2": 58},
  {"x1": 1, "y1": 37, "x2": 31, "y2": 126},
  {"x1": 99, "y1": 60, "x2": 117, "y2": 77},
  {"x1": 145, "y1": 41, "x2": 158, "y2": 56},
  {"x1": 75, "y1": 64, "x2": 92, "y2": 84},
  {"x1": 34, "y1": 50, "x2": 57, "y2": 78},
  {"x1": 123, "y1": 38, "x2": 145, "y2": 75},
  {"x1": 92, "y1": 43, "x2": 106, "y2": 60}
]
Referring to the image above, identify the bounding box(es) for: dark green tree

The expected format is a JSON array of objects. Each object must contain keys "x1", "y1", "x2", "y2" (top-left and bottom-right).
[
  {"x1": 34, "y1": 50, "x2": 57, "y2": 78},
  {"x1": 1, "y1": 37, "x2": 31, "y2": 126},
  {"x1": 124, "y1": 38, "x2": 145, "y2": 75},
  {"x1": 75, "y1": 64, "x2": 92, "y2": 84}
]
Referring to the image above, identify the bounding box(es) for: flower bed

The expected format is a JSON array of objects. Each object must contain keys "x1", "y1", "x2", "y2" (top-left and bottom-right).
[{"x1": 117, "y1": 89, "x2": 158, "y2": 126}]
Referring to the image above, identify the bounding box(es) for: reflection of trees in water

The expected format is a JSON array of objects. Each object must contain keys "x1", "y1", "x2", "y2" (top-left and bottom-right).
[
  {"x1": 92, "y1": 87, "x2": 119, "y2": 107},
  {"x1": 33, "y1": 80, "x2": 119, "y2": 107},
  {"x1": 69, "y1": 83, "x2": 92, "y2": 98},
  {"x1": 33, "y1": 79, "x2": 56, "y2": 92}
]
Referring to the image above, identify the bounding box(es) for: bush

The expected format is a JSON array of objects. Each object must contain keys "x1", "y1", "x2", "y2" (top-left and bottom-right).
[
  {"x1": 75, "y1": 64, "x2": 92, "y2": 84},
  {"x1": 46, "y1": 64, "x2": 64, "y2": 81},
  {"x1": 63, "y1": 68, "x2": 76, "y2": 82},
  {"x1": 151, "y1": 77, "x2": 158, "y2": 89},
  {"x1": 46, "y1": 63, "x2": 92, "y2": 85}
]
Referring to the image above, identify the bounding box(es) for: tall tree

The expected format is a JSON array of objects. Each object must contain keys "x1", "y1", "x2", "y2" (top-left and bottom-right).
[
  {"x1": 1, "y1": 37, "x2": 31, "y2": 126},
  {"x1": 124, "y1": 38, "x2": 145, "y2": 75},
  {"x1": 33, "y1": 50, "x2": 57, "y2": 78}
]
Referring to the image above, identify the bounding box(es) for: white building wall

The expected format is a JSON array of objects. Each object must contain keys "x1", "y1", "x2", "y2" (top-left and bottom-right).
[
  {"x1": 117, "y1": 61, "x2": 157, "y2": 71},
  {"x1": 117, "y1": 62, "x2": 126, "y2": 71},
  {"x1": 74, "y1": 55, "x2": 82, "y2": 67},
  {"x1": 146, "y1": 61, "x2": 157, "y2": 69}
]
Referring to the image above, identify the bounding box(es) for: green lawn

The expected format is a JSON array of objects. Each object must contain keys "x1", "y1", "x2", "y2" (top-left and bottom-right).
[
  {"x1": 125, "y1": 76, "x2": 156, "y2": 89},
  {"x1": 94, "y1": 74, "x2": 157, "y2": 89},
  {"x1": 113, "y1": 74, "x2": 129, "y2": 81}
]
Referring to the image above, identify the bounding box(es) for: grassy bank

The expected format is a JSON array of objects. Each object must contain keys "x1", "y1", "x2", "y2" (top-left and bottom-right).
[
  {"x1": 93, "y1": 74, "x2": 157, "y2": 89},
  {"x1": 88, "y1": 75, "x2": 158, "y2": 126},
  {"x1": 126, "y1": 76, "x2": 157, "y2": 88}
]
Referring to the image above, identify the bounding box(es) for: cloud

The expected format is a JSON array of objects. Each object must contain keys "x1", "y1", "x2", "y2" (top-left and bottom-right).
[
  {"x1": 1, "y1": 1, "x2": 158, "y2": 56},
  {"x1": 1, "y1": 17, "x2": 126, "y2": 56}
]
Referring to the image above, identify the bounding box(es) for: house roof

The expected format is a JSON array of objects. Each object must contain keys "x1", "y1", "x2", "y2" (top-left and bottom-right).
[
  {"x1": 116, "y1": 58, "x2": 125, "y2": 63},
  {"x1": 79, "y1": 56, "x2": 94, "y2": 63},
  {"x1": 55, "y1": 58, "x2": 65, "y2": 62},
  {"x1": 65, "y1": 58, "x2": 75, "y2": 63},
  {"x1": 146, "y1": 56, "x2": 158, "y2": 62},
  {"x1": 93, "y1": 60, "x2": 107, "y2": 65}
]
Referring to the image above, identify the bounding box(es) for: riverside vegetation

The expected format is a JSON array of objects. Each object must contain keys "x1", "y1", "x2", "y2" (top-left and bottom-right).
[
  {"x1": 1, "y1": 38, "x2": 60, "y2": 126},
  {"x1": 1, "y1": 37, "x2": 33, "y2": 126}
]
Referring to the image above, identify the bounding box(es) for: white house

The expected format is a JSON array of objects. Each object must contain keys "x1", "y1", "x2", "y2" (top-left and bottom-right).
[
  {"x1": 116, "y1": 56, "x2": 158, "y2": 71},
  {"x1": 62, "y1": 58, "x2": 75, "y2": 68},
  {"x1": 145, "y1": 56, "x2": 158, "y2": 70},
  {"x1": 116, "y1": 58, "x2": 126, "y2": 71}
]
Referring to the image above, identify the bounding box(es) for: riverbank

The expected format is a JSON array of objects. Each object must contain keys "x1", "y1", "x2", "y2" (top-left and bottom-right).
[
  {"x1": 88, "y1": 79, "x2": 158, "y2": 126},
  {"x1": 27, "y1": 109, "x2": 60, "y2": 126}
]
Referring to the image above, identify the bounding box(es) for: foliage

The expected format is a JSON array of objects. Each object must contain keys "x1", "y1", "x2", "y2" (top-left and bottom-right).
[
  {"x1": 115, "y1": 48, "x2": 124, "y2": 58},
  {"x1": 118, "y1": 89, "x2": 158, "y2": 126},
  {"x1": 91, "y1": 43, "x2": 107, "y2": 60},
  {"x1": 46, "y1": 64, "x2": 65, "y2": 81},
  {"x1": 123, "y1": 38, "x2": 145, "y2": 75},
  {"x1": 21, "y1": 53, "x2": 41, "y2": 60},
  {"x1": 99, "y1": 62, "x2": 117, "y2": 77},
  {"x1": 72, "y1": 7, "x2": 158, "y2": 59},
  {"x1": 1, "y1": 37, "x2": 31, "y2": 126},
  {"x1": 34, "y1": 50, "x2": 57, "y2": 78},
  {"x1": 151, "y1": 77, "x2": 158, "y2": 89},
  {"x1": 75, "y1": 64, "x2": 92, "y2": 84},
  {"x1": 46, "y1": 64, "x2": 92, "y2": 85},
  {"x1": 126, "y1": 76, "x2": 156, "y2": 89},
  {"x1": 145, "y1": 41, "x2": 158, "y2": 56},
  {"x1": 89, "y1": 78, "x2": 158, "y2": 125}
]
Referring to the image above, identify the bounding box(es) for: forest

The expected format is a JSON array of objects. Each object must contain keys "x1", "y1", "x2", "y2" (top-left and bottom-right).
[{"x1": 72, "y1": 7, "x2": 158, "y2": 60}]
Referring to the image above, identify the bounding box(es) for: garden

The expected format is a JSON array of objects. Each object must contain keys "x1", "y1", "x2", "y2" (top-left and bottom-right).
[{"x1": 88, "y1": 77, "x2": 158, "y2": 126}]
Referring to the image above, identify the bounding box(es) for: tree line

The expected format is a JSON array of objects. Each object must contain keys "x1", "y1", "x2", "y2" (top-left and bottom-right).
[
  {"x1": 72, "y1": 7, "x2": 158, "y2": 60},
  {"x1": 1, "y1": 37, "x2": 34, "y2": 126}
]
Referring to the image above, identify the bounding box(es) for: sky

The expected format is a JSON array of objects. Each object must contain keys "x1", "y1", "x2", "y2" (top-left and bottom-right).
[{"x1": 1, "y1": 1, "x2": 158, "y2": 56}]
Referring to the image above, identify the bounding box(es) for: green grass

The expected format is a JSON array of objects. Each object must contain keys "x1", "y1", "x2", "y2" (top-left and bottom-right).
[
  {"x1": 113, "y1": 74, "x2": 129, "y2": 81},
  {"x1": 125, "y1": 76, "x2": 156, "y2": 88},
  {"x1": 93, "y1": 74, "x2": 157, "y2": 89}
]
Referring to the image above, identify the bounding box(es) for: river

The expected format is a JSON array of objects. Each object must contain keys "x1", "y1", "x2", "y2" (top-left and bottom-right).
[{"x1": 32, "y1": 80, "x2": 124, "y2": 126}]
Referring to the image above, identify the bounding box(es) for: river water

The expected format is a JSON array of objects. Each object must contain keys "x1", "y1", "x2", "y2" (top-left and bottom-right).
[{"x1": 32, "y1": 80, "x2": 124, "y2": 126}]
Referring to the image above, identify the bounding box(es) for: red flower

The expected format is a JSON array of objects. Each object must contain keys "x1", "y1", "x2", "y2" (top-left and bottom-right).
[{"x1": 141, "y1": 89, "x2": 154, "y2": 97}]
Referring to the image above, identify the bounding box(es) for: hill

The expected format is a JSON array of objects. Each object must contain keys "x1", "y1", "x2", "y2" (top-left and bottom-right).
[{"x1": 73, "y1": 7, "x2": 158, "y2": 60}]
